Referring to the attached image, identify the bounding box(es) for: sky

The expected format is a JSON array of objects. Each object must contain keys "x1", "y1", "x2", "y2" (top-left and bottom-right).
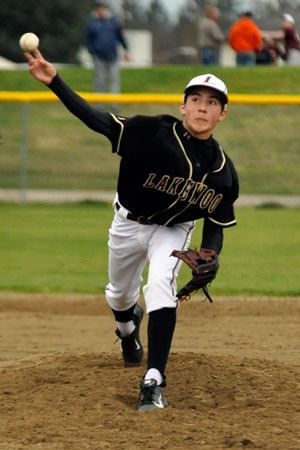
[
  {"x1": 136, "y1": 1, "x2": 280, "y2": 20},
  {"x1": 140, "y1": 0, "x2": 186, "y2": 19},
  {"x1": 157, "y1": 0, "x2": 186, "y2": 18},
  {"x1": 111, "y1": 0, "x2": 186, "y2": 21},
  {"x1": 116, "y1": 0, "x2": 297, "y2": 21}
]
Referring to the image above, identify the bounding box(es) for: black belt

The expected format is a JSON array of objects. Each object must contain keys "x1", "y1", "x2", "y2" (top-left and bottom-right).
[{"x1": 116, "y1": 202, "x2": 154, "y2": 225}]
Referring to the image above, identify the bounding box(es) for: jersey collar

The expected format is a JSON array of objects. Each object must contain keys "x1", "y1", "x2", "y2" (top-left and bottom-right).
[{"x1": 177, "y1": 122, "x2": 226, "y2": 173}]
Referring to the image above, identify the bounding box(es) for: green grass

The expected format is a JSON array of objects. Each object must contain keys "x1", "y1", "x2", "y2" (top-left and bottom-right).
[
  {"x1": 214, "y1": 207, "x2": 300, "y2": 296},
  {"x1": 0, "y1": 203, "x2": 110, "y2": 293},
  {"x1": 0, "y1": 65, "x2": 300, "y2": 194},
  {"x1": 2, "y1": 65, "x2": 300, "y2": 94},
  {"x1": 1, "y1": 203, "x2": 299, "y2": 296}
]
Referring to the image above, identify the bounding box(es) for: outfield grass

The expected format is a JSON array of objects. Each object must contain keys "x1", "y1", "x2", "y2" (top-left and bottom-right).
[
  {"x1": 1, "y1": 203, "x2": 299, "y2": 296},
  {"x1": 1, "y1": 65, "x2": 300, "y2": 94}
]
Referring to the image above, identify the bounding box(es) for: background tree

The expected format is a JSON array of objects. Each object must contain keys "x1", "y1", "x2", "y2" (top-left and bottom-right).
[
  {"x1": 0, "y1": 0, "x2": 94, "y2": 63},
  {"x1": 241, "y1": 0, "x2": 300, "y2": 31},
  {"x1": 145, "y1": 0, "x2": 173, "y2": 63},
  {"x1": 215, "y1": 0, "x2": 241, "y2": 29},
  {"x1": 122, "y1": 0, "x2": 147, "y2": 29},
  {"x1": 174, "y1": 0, "x2": 198, "y2": 48}
]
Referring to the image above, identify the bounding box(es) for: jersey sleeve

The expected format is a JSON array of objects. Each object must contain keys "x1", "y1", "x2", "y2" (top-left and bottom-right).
[
  {"x1": 48, "y1": 75, "x2": 124, "y2": 153},
  {"x1": 208, "y1": 198, "x2": 237, "y2": 227}
]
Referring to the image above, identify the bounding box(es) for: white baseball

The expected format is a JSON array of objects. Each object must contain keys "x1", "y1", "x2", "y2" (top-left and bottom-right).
[{"x1": 19, "y1": 33, "x2": 39, "y2": 52}]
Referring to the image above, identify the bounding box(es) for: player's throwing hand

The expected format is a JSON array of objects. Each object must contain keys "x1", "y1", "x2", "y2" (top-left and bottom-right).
[{"x1": 24, "y1": 49, "x2": 57, "y2": 85}]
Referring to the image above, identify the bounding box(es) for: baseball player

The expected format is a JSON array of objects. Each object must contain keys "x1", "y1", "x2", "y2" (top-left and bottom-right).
[{"x1": 24, "y1": 49, "x2": 239, "y2": 412}]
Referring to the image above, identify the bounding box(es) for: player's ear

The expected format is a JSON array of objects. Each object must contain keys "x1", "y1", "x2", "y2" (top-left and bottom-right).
[
  {"x1": 218, "y1": 108, "x2": 228, "y2": 122},
  {"x1": 180, "y1": 103, "x2": 185, "y2": 115}
]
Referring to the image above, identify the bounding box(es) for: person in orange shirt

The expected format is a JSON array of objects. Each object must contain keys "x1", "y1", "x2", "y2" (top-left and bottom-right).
[{"x1": 228, "y1": 11, "x2": 263, "y2": 65}]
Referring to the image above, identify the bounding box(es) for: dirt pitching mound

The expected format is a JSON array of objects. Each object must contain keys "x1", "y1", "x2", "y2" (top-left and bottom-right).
[
  {"x1": 0, "y1": 351, "x2": 299, "y2": 450},
  {"x1": 0, "y1": 294, "x2": 299, "y2": 449}
]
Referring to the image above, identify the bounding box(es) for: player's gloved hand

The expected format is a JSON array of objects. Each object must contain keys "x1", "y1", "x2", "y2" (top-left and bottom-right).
[{"x1": 171, "y1": 248, "x2": 219, "y2": 302}]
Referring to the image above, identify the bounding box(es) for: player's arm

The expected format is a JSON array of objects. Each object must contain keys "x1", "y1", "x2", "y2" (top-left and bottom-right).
[
  {"x1": 200, "y1": 218, "x2": 224, "y2": 254},
  {"x1": 24, "y1": 49, "x2": 115, "y2": 139}
]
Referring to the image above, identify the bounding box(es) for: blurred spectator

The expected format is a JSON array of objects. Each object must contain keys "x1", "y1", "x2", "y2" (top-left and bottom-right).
[
  {"x1": 228, "y1": 11, "x2": 263, "y2": 66},
  {"x1": 198, "y1": 4, "x2": 225, "y2": 65},
  {"x1": 255, "y1": 35, "x2": 285, "y2": 65},
  {"x1": 266, "y1": 14, "x2": 300, "y2": 66},
  {"x1": 84, "y1": 1, "x2": 129, "y2": 110}
]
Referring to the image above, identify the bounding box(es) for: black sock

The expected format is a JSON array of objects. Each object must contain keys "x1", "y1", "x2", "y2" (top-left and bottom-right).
[
  {"x1": 147, "y1": 307, "x2": 177, "y2": 376},
  {"x1": 111, "y1": 304, "x2": 135, "y2": 322}
]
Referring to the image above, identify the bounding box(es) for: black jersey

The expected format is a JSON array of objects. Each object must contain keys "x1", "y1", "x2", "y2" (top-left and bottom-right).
[{"x1": 50, "y1": 75, "x2": 239, "y2": 228}]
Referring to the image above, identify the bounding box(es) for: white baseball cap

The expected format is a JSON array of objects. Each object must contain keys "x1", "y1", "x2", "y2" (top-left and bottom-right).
[
  {"x1": 184, "y1": 73, "x2": 228, "y2": 104},
  {"x1": 283, "y1": 13, "x2": 295, "y2": 24}
]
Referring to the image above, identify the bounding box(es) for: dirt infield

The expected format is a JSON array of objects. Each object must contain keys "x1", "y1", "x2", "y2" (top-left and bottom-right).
[{"x1": 0, "y1": 294, "x2": 299, "y2": 450}]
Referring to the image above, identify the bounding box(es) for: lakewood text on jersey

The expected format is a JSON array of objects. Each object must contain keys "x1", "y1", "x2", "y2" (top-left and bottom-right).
[{"x1": 143, "y1": 173, "x2": 222, "y2": 214}]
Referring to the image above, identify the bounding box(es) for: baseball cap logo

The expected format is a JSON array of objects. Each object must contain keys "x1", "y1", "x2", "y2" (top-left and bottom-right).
[{"x1": 184, "y1": 73, "x2": 228, "y2": 104}]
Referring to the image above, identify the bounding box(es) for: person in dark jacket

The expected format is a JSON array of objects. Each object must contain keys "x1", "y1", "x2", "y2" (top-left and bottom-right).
[{"x1": 85, "y1": 1, "x2": 129, "y2": 109}]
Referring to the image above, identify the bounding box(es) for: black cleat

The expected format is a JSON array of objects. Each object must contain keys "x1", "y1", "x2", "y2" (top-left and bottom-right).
[
  {"x1": 115, "y1": 304, "x2": 144, "y2": 366},
  {"x1": 138, "y1": 379, "x2": 168, "y2": 411}
]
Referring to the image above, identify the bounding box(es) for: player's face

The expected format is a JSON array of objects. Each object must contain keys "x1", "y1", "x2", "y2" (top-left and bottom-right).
[{"x1": 180, "y1": 88, "x2": 227, "y2": 140}]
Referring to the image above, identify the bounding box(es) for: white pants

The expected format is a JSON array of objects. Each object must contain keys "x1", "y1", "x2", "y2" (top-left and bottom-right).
[
  {"x1": 287, "y1": 49, "x2": 300, "y2": 66},
  {"x1": 105, "y1": 206, "x2": 195, "y2": 314}
]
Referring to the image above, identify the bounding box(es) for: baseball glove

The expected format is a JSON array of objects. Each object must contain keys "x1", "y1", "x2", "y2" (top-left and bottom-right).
[{"x1": 171, "y1": 248, "x2": 219, "y2": 302}]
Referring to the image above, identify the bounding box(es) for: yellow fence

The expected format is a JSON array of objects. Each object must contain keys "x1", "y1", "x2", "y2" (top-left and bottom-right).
[{"x1": 1, "y1": 91, "x2": 300, "y2": 104}]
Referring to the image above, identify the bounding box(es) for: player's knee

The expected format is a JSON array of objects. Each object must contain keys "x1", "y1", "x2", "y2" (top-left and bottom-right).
[{"x1": 105, "y1": 282, "x2": 140, "y2": 309}]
